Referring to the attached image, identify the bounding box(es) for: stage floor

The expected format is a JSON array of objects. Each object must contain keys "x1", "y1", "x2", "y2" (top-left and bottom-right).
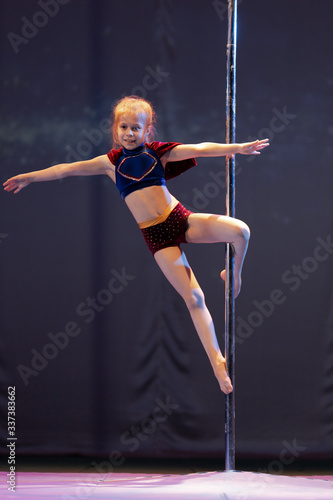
[{"x1": 1, "y1": 469, "x2": 333, "y2": 499}]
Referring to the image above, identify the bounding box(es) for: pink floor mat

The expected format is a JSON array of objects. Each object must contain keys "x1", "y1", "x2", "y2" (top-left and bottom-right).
[{"x1": 1, "y1": 470, "x2": 332, "y2": 499}]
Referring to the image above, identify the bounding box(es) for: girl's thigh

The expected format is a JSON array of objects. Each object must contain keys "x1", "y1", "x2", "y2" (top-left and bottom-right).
[{"x1": 185, "y1": 213, "x2": 246, "y2": 244}]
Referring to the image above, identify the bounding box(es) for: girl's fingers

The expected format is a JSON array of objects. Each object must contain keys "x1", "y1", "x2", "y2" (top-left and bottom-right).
[{"x1": 4, "y1": 182, "x2": 19, "y2": 192}]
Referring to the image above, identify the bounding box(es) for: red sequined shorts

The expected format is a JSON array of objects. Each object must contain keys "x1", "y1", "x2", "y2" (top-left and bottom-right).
[{"x1": 140, "y1": 202, "x2": 193, "y2": 256}]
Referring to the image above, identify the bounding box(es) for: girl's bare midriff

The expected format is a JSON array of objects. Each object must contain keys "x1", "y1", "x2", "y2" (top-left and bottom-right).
[{"x1": 124, "y1": 185, "x2": 178, "y2": 225}]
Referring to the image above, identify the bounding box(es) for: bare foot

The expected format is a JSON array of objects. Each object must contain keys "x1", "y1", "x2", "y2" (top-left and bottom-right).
[
  {"x1": 213, "y1": 357, "x2": 233, "y2": 394},
  {"x1": 220, "y1": 269, "x2": 241, "y2": 298}
]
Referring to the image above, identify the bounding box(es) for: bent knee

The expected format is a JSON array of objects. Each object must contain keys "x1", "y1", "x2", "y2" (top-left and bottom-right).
[
  {"x1": 184, "y1": 288, "x2": 206, "y2": 310},
  {"x1": 234, "y1": 220, "x2": 250, "y2": 244}
]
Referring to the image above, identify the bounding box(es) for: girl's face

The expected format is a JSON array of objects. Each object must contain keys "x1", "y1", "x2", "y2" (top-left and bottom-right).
[{"x1": 117, "y1": 113, "x2": 150, "y2": 149}]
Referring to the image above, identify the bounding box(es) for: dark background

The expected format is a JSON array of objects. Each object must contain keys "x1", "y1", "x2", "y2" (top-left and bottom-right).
[{"x1": 1, "y1": 0, "x2": 332, "y2": 469}]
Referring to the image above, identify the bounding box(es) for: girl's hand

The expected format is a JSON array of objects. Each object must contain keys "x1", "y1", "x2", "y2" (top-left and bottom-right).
[
  {"x1": 3, "y1": 174, "x2": 30, "y2": 194},
  {"x1": 239, "y1": 138, "x2": 270, "y2": 155}
]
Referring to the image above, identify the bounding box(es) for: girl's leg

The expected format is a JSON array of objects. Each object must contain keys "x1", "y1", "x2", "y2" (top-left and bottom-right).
[
  {"x1": 185, "y1": 213, "x2": 250, "y2": 297},
  {"x1": 154, "y1": 245, "x2": 233, "y2": 394}
]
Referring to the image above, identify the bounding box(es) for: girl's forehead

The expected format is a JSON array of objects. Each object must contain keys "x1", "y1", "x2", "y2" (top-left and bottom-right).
[{"x1": 119, "y1": 112, "x2": 146, "y2": 126}]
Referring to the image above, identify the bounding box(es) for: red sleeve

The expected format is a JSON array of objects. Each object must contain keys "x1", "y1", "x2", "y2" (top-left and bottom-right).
[
  {"x1": 107, "y1": 147, "x2": 123, "y2": 165},
  {"x1": 147, "y1": 141, "x2": 197, "y2": 181}
]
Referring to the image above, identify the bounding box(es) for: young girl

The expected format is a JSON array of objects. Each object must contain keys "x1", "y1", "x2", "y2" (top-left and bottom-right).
[{"x1": 3, "y1": 96, "x2": 269, "y2": 395}]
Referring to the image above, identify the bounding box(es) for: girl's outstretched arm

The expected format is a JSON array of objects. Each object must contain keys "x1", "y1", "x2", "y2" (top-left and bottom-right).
[
  {"x1": 3, "y1": 154, "x2": 113, "y2": 194},
  {"x1": 163, "y1": 138, "x2": 270, "y2": 162}
]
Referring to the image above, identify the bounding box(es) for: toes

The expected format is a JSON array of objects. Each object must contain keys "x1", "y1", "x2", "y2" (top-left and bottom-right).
[{"x1": 222, "y1": 382, "x2": 233, "y2": 394}]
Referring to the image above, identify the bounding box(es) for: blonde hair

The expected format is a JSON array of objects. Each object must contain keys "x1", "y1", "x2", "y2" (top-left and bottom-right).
[{"x1": 111, "y1": 96, "x2": 157, "y2": 148}]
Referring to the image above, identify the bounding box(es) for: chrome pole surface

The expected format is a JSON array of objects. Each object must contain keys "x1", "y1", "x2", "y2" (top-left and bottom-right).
[{"x1": 225, "y1": 0, "x2": 237, "y2": 472}]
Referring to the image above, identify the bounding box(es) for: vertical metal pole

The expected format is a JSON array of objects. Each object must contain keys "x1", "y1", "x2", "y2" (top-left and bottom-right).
[{"x1": 225, "y1": 0, "x2": 237, "y2": 472}]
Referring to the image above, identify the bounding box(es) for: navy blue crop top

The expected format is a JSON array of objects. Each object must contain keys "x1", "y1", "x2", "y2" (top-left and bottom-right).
[{"x1": 107, "y1": 142, "x2": 196, "y2": 199}]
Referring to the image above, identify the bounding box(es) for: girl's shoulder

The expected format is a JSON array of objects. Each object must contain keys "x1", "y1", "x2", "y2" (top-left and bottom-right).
[
  {"x1": 146, "y1": 141, "x2": 182, "y2": 158},
  {"x1": 145, "y1": 142, "x2": 197, "y2": 180},
  {"x1": 107, "y1": 146, "x2": 123, "y2": 165}
]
